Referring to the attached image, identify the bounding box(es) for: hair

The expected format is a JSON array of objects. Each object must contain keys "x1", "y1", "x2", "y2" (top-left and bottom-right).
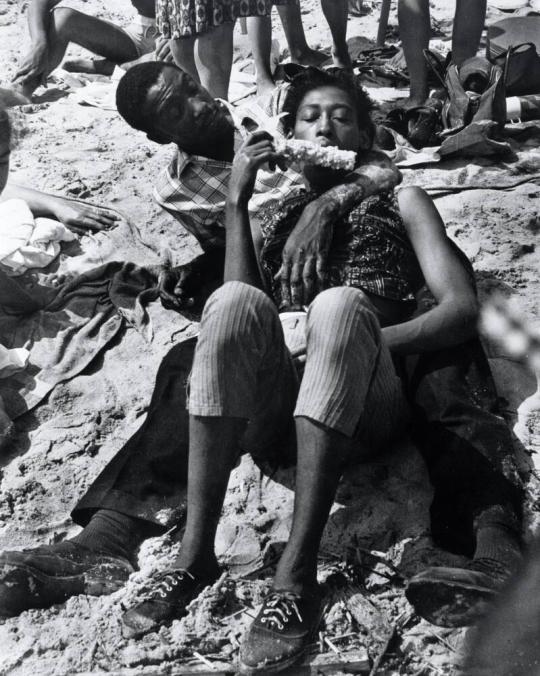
[
  {"x1": 281, "y1": 67, "x2": 375, "y2": 148},
  {"x1": 0, "y1": 107, "x2": 12, "y2": 147},
  {"x1": 116, "y1": 61, "x2": 178, "y2": 136}
]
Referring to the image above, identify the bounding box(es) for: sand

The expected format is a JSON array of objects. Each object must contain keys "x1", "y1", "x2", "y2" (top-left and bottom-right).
[{"x1": 0, "y1": 0, "x2": 539, "y2": 673}]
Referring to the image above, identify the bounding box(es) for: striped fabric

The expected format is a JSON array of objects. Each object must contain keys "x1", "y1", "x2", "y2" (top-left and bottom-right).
[{"x1": 189, "y1": 282, "x2": 409, "y2": 445}]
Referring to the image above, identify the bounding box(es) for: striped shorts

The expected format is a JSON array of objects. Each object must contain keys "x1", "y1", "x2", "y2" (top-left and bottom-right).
[{"x1": 189, "y1": 281, "x2": 410, "y2": 458}]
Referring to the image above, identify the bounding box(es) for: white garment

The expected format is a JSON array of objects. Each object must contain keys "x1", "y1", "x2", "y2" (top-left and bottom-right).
[
  {"x1": 0, "y1": 199, "x2": 77, "y2": 275},
  {"x1": 0, "y1": 345, "x2": 29, "y2": 379}
]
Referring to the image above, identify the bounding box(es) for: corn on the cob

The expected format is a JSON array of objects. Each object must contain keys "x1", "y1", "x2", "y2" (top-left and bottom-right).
[{"x1": 275, "y1": 138, "x2": 356, "y2": 171}]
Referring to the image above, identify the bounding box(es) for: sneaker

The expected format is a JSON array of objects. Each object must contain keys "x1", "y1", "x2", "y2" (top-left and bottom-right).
[
  {"x1": 405, "y1": 558, "x2": 514, "y2": 627},
  {"x1": 239, "y1": 588, "x2": 323, "y2": 674},
  {"x1": 0, "y1": 541, "x2": 134, "y2": 618},
  {"x1": 122, "y1": 569, "x2": 214, "y2": 637}
]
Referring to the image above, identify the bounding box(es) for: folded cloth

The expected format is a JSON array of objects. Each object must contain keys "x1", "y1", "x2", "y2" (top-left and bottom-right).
[
  {"x1": 0, "y1": 261, "x2": 158, "y2": 419},
  {"x1": 0, "y1": 199, "x2": 77, "y2": 274}
]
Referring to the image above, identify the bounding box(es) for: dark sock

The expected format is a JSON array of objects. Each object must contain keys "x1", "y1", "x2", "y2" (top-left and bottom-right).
[
  {"x1": 474, "y1": 524, "x2": 522, "y2": 571},
  {"x1": 71, "y1": 509, "x2": 152, "y2": 564}
]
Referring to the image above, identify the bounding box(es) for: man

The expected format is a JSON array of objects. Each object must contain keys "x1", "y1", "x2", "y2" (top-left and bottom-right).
[
  {"x1": 0, "y1": 65, "x2": 400, "y2": 618},
  {"x1": 0, "y1": 0, "x2": 157, "y2": 107},
  {"x1": 114, "y1": 61, "x2": 401, "y2": 309}
]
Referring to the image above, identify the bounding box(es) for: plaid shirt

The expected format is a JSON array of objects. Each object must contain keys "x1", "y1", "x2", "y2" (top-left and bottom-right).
[{"x1": 153, "y1": 86, "x2": 303, "y2": 250}]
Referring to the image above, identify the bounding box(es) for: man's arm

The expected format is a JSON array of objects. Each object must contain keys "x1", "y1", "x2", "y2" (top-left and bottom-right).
[
  {"x1": 14, "y1": 0, "x2": 61, "y2": 84},
  {"x1": 276, "y1": 150, "x2": 401, "y2": 307},
  {"x1": 382, "y1": 186, "x2": 479, "y2": 354}
]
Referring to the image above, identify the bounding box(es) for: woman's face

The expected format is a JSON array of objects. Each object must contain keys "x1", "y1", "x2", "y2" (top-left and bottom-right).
[
  {"x1": 293, "y1": 85, "x2": 363, "y2": 152},
  {"x1": 292, "y1": 85, "x2": 368, "y2": 187}
]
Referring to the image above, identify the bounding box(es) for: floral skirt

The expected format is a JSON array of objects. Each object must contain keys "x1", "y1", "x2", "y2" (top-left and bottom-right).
[{"x1": 157, "y1": 0, "x2": 299, "y2": 38}]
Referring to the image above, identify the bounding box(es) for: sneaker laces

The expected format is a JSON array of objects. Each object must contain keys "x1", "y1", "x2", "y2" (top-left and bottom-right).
[
  {"x1": 147, "y1": 569, "x2": 194, "y2": 600},
  {"x1": 260, "y1": 591, "x2": 303, "y2": 631}
]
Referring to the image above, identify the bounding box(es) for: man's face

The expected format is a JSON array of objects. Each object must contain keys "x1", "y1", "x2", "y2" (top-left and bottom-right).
[{"x1": 144, "y1": 67, "x2": 230, "y2": 151}]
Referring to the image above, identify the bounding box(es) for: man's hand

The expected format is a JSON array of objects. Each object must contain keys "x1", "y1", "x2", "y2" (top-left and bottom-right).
[
  {"x1": 49, "y1": 199, "x2": 120, "y2": 234},
  {"x1": 154, "y1": 37, "x2": 174, "y2": 63},
  {"x1": 13, "y1": 42, "x2": 49, "y2": 86},
  {"x1": 158, "y1": 250, "x2": 225, "y2": 311},
  {"x1": 275, "y1": 201, "x2": 335, "y2": 309},
  {"x1": 228, "y1": 131, "x2": 286, "y2": 208}
]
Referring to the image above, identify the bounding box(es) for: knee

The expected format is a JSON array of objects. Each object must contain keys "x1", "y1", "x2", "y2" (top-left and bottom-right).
[
  {"x1": 200, "y1": 282, "x2": 275, "y2": 347},
  {"x1": 205, "y1": 281, "x2": 271, "y2": 317},
  {"x1": 307, "y1": 287, "x2": 379, "y2": 346},
  {"x1": 310, "y1": 287, "x2": 374, "y2": 322},
  {"x1": 51, "y1": 7, "x2": 78, "y2": 36}
]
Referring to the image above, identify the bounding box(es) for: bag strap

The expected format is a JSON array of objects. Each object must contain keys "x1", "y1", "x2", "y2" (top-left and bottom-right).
[{"x1": 423, "y1": 48, "x2": 449, "y2": 93}]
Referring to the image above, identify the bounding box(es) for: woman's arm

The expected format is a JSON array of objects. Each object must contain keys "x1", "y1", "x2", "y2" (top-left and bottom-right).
[
  {"x1": 1, "y1": 183, "x2": 119, "y2": 233},
  {"x1": 382, "y1": 186, "x2": 479, "y2": 354},
  {"x1": 225, "y1": 131, "x2": 284, "y2": 289}
]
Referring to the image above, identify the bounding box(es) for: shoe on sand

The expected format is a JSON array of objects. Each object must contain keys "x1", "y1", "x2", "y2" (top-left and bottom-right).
[
  {"x1": 122, "y1": 569, "x2": 215, "y2": 638},
  {"x1": 0, "y1": 541, "x2": 134, "y2": 618},
  {"x1": 239, "y1": 588, "x2": 324, "y2": 674},
  {"x1": 405, "y1": 558, "x2": 514, "y2": 627}
]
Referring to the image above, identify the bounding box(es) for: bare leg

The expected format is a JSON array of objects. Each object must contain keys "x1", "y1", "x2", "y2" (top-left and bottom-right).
[
  {"x1": 170, "y1": 35, "x2": 200, "y2": 83},
  {"x1": 398, "y1": 0, "x2": 430, "y2": 107},
  {"x1": 247, "y1": 15, "x2": 275, "y2": 97},
  {"x1": 320, "y1": 0, "x2": 351, "y2": 69},
  {"x1": 276, "y1": 3, "x2": 327, "y2": 66},
  {"x1": 452, "y1": 0, "x2": 486, "y2": 66},
  {"x1": 273, "y1": 418, "x2": 352, "y2": 592},
  {"x1": 12, "y1": 8, "x2": 139, "y2": 101},
  {"x1": 173, "y1": 415, "x2": 245, "y2": 578},
  {"x1": 194, "y1": 22, "x2": 234, "y2": 99}
]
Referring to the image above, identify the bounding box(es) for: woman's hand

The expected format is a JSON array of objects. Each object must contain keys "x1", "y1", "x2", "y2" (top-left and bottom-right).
[
  {"x1": 50, "y1": 198, "x2": 120, "y2": 234},
  {"x1": 228, "y1": 131, "x2": 286, "y2": 208},
  {"x1": 13, "y1": 42, "x2": 49, "y2": 86}
]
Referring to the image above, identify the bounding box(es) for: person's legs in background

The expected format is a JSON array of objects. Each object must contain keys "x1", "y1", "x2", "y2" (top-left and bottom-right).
[
  {"x1": 169, "y1": 35, "x2": 199, "y2": 83},
  {"x1": 397, "y1": 0, "x2": 430, "y2": 107},
  {"x1": 452, "y1": 0, "x2": 487, "y2": 67},
  {"x1": 320, "y1": 0, "x2": 351, "y2": 69},
  {"x1": 5, "y1": 8, "x2": 140, "y2": 105},
  {"x1": 170, "y1": 22, "x2": 233, "y2": 99},
  {"x1": 247, "y1": 14, "x2": 276, "y2": 96},
  {"x1": 247, "y1": 2, "x2": 327, "y2": 97},
  {"x1": 194, "y1": 22, "x2": 234, "y2": 99}
]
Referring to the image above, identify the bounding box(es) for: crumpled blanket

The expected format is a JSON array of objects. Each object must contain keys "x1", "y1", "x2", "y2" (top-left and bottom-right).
[
  {"x1": 0, "y1": 261, "x2": 158, "y2": 420},
  {"x1": 0, "y1": 199, "x2": 77, "y2": 274}
]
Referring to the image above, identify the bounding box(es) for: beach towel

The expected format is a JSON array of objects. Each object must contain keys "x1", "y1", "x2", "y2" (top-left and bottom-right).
[{"x1": 0, "y1": 261, "x2": 158, "y2": 420}]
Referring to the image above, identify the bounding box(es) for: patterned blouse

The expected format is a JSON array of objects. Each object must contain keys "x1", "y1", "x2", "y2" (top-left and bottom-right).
[{"x1": 259, "y1": 189, "x2": 426, "y2": 310}]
